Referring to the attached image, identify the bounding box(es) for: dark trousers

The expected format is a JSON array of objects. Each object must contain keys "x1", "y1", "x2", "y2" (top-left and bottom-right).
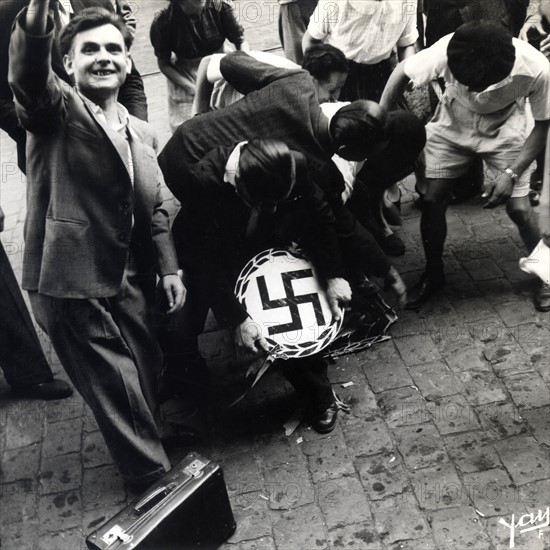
[
  {"x1": 160, "y1": 270, "x2": 334, "y2": 414},
  {"x1": 340, "y1": 57, "x2": 395, "y2": 103},
  {"x1": 0, "y1": 241, "x2": 53, "y2": 387},
  {"x1": 29, "y1": 256, "x2": 170, "y2": 484}
]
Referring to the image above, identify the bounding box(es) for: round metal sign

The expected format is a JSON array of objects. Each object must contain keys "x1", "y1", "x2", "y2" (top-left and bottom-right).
[{"x1": 234, "y1": 248, "x2": 343, "y2": 357}]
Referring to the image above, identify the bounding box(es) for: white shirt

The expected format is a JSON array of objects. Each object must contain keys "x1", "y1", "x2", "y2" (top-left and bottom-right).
[
  {"x1": 307, "y1": 0, "x2": 419, "y2": 64},
  {"x1": 224, "y1": 141, "x2": 248, "y2": 187},
  {"x1": 404, "y1": 34, "x2": 550, "y2": 120}
]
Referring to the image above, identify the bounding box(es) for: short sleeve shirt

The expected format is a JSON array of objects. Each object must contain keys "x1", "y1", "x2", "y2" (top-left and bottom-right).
[
  {"x1": 307, "y1": 0, "x2": 419, "y2": 64},
  {"x1": 404, "y1": 34, "x2": 550, "y2": 120},
  {"x1": 150, "y1": 0, "x2": 245, "y2": 61}
]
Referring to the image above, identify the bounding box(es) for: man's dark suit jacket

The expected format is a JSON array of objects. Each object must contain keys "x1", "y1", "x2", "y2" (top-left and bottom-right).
[
  {"x1": 0, "y1": 0, "x2": 147, "y2": 171},
  {"x1": 168, "y1": 145, "x2": 345, "y2": 328}
]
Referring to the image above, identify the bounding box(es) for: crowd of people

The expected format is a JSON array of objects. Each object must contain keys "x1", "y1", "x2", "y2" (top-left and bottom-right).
[{"x1": 0, "y1": 0, "x2": 548, "y2": 489}]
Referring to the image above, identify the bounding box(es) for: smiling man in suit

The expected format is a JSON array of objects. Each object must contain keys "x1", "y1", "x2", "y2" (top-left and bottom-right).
[{"x1": 8, "y1": 1, "x2": 186, "y2": 486}]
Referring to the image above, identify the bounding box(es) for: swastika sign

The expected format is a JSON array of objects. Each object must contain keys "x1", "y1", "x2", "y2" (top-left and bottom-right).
[{"x1": 235, "y1": 248, "x2": 343, "y2": 357}]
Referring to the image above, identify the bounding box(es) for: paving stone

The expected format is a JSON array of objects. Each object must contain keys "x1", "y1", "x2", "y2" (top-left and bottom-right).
[
  {"x1": 82, "y1": 503, "x2": 126, "y2": 533},
  {"x1": 0, "y1": 519, "x2": 40, "y2": 550},
  {"x1": 502, "y1": 372, "x2": 550, "y2": 409},
  {"x1": 356, "y1": 453, "x2": 410, "y2": 501},
  {"x1": 451, "y1": 298, "x2": 497, "y2": 323},
  {"x1": 462, "y1": 258, "x2": 505, "y2": 281},
  {"x1": 0, "y1": 480, "x2": 37, "y2": 523},
  {"x1": 223, "y1": 452, "x2": 262, "y2": 496},
  {"x1": 409, "y1": 361, "x2": 465, "y2": 399},
  {"x1": 515, "y1": 322, "x2": 550, "y2": 354},
  {"x1": 475, "y1": 278, "x2": 515, "y2": 304},
  {"x1": 393, "y1": 423, "x2": 449, "y2": 470},
  {"x1": 372, "y1": 493, "x2": 430, "y2": 544},
  {"x1": 494, "y1": 300, "x2": 543, "y2": 328},
  {"x1": 393, "y1": 334, "x2": 441, "y2": 367},
  {"x1": 328, "y1": 523, "x2": 382, "y2": 549},
  {"x1": 317, "y1": 476, "x2": 371, "y2": 530},
  {"x1": 5, "y1": 408, "x2": 43, "y2": 449},
  {"x1": 330, "y1": 354, "x2": 366, "y2": 384},
  {"x1": 82, "y1": 465, "x2": 125, "y2": 511},
  {"x1": 333, "y1": 378, "x2": 379, "y2": 418},
  {"x1": 521, "y1": 407, "x2": 550, "y2": 446},
  {"x1": 221, "y1": 537, "x2": 277, "y2": 550},
  {"x1": 430, "y1": 394, "x2": 481, "y2": 435},
  {"x1": 483, "y1": 514, "x2": 550, "y2": 550},
  {"x1": 377, "y1": 386, "x2": 430, "y2": 428},
  {"x1": 81, "y1": 430, "x2": 111, "y2": 469},
  {"x1": 37, "y1": 490, "x2": 82, "y2": 533},
  {"x1": 494, "y1": 435, "x2": 550, "y2": 485},
  {"x1": 428, "y1": 506, "x2": 492, "y2": 550},
  {"x1": 40, "y1": 452, "x2": 82, "y2": 495},
  {"x1": 45, "y1": 398, "x2": 84, "y2": 424},
  {"x1": 36, "y1": 527, "x2": 85, "y2": 550},
  {"x1": 515, "y1": 479, "x2": 550, "y2": 510},
  {"x1": 444, "y1": 431, "x2": 501, "y2": 473},
  {"x1": 302, "y1": 434, "x2": 355, "y2": 483},
  {"x1": 272, "y1": 503, "x2": 328, "y2": 549},
  {"x1": 463, "y1": 468, "x2": 525, "y2": 517},
  {"x1": 442, "y1": 344, "x2": 491, "y2": 373},
  {"x1": 409, "y1": 462, "x2": 468, "y2": 510},
  {"x1": 456, "y1": 370, "x2": 509, "y2": 405},
  {"x1": 389, "y1": 537, "x2": 437, "y2": 550},
  {"x1": 254, "y1": 433, "x2": 303, "y2": 470},
  {"x1": 1, "y1": 443, "x2": 40, "y2": 483},
  {"x1": 483, "y1": 343, "x2": 536, "y2": 377},
  {"x1": 43, "y1": 417, "x2": 83, "y2": 457},
  {"x1": 342, "y1": 415, "x2": 393, "y2": 457},
  {"x1": 262, "y1": 460, "x2": 314, "y2": 510},
  {"x1": 227, "y1": 492, "x2": 272, "y2": 543},
  {"x1": 476, "y1": 401, "x2": 528, "y2": 439}
]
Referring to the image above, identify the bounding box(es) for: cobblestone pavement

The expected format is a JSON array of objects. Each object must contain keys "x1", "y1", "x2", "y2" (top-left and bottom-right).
[{"x1": 1, "y1": 2, "x2": 549, "y2": 549}]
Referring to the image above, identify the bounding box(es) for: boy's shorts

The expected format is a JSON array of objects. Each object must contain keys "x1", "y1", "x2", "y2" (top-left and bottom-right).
[{"x1": 423, "y1": 96, "x2": 534, "y2": 198}]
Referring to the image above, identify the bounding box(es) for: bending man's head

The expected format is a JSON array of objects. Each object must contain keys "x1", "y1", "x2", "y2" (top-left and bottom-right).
[
  {"x1": 302, "y1": 44, "x2": 349, "y2": 102},
  {"x1": 330, "y1": 100, "x2": 388, "y2": 161},
  {"x1": 447, "y1": 21, "x2": 515, "y2": 92},
  {"x1": 236, "y1": 139, "x2": 296, "y2": 212}
]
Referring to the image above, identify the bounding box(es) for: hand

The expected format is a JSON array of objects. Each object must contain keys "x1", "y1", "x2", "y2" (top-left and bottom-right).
[
  {"x1": 384, "y1": 266, "x2": 407, "y2": 308},
  {"x1": 161, "y1": 273, "x2": 186, "y2": 315},
  {"x1": 326, "y1": 277, "x2": 352, "y2": 321},
  {"x1": 0, "y1": 205, "x2": 4, "y2": 233},
  {"x1": 235, "y1": 320, "x2": 270, "y2": 354},
  {"x1": 519, "y1": 19, "x2": 546, "y2": 41},
  {"x1": 481, "y1": 171, "x2": 515, "y2": 208}
]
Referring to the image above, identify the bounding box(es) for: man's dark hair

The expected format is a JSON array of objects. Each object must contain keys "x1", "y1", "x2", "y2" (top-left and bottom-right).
[
  {"x1": 60, "y1": 7, "x2": 133, "y2": 57},
  {"x1": 447, "y1": 21, "x2": 515, "y2": 89},
  {"x1": 302, "y1": 44, "x2": 349, "y2": 81},
  {"x1": 237, "y1": 139, "x2": 295, "y2": 206},
  {"x1": 330, "y1": 100, "x2": 388, "y2": 161}
]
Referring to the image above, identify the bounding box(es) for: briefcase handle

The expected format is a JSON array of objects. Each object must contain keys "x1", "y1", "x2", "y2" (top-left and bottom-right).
[{"x1": 134, "y1": 482, "x2": 177, "y2": 516}]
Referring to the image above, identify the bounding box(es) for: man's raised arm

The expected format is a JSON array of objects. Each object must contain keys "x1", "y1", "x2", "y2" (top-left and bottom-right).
[{"x1": 380, "y1": 61, "x2": 412, "y2": 111}]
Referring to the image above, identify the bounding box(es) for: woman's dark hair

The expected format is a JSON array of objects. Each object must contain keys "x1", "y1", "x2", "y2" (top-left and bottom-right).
[
  {"x1": 237, "y1": 139, "x2": 295, "y2": 206},
  {"x1": 60, "y1": 7, "x2": 133, "y2": 57},
  {"x1": 302, "y1": 44, "x2": 349, "y2": 81}
]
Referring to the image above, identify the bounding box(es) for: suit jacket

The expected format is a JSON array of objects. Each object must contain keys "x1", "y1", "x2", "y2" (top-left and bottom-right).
[
  {"x1": 169, "y1": 146, "x2": 345, "y2": 327},
  {"x1": 0, "y1": 0, "x2": 146, "y2": 163},
  {"x1": 9, "y1": 12, "x2": 178, "y2": 299}
]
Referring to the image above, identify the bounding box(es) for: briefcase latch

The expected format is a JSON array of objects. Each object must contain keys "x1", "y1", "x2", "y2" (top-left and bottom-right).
[
  {"x1": 100, "y1": 524, "x2": 132, "y2": 546},
  {"x1": 184, "y1": 458, "x2": 207, "y2": 478}
]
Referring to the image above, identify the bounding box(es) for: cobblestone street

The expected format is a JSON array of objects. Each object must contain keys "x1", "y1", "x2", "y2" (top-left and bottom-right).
[{"x1": 0, "y1": 2, "x2": 549, "y2": 549}]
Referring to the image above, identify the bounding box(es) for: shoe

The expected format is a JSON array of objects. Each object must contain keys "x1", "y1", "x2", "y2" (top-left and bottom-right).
[
  {"x1": 534, "y1": 282, "x2": 550, "y2": 312},
  {"x1": 406, "y1": 272, "x2": 445, "y2": 310},
  {"x1": 383, "y1": 233, "x2": 406, "y2": 256},
  {"x1": 310, "y1": 403, "x2": 338, "y2": 434},
  {"x1": 382, "y1": 189, "x2": 402, "y2": 226},
  {"x1": 11, "y1": 378, "x2": 73, "y2": 401}
]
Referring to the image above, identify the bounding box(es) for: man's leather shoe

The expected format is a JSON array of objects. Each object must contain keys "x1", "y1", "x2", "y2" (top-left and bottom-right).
[
  {"x1": 310, "y1": 403, "x2": 338, "y2": 434},
  {"x1": 383, "y1": 233, "x2": 406, "y2": 256},
  {"x1": 406, "y1": 272, "x2": 445, "y2": 310},
  {"x1": 535, "y1": 283, "x2": 550, "y2": 312},
  {"x1": 11, "y1": 378, "x2": 73, "y2": 401}
]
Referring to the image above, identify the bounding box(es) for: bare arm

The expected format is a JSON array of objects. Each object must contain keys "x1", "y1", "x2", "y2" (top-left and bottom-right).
[
  {"x1": 191, "y1": 56, "x2": 215, "y2": 115},
  {"x1": 397, "y1": 44, "x2": 416, "y2": 62},
  {"x1": 157, "y1": 58, "x2": 195, "y2": 95},
  {"x1": 380, "y1": 61, "x2": 411, "y2": 111},
  {"x1": 302, "y1": 29, "x2": 322, "y2": 54}
]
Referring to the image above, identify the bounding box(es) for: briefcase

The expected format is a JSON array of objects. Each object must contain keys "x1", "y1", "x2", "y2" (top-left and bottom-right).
[{"x1": 86, "y1": 453, "x2": 236, "y2": 550}]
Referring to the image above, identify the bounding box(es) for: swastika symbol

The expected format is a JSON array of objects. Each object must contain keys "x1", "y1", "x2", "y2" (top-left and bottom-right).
[{"x1": 256, "y1": 269, "x2": 326, "y2": 336}]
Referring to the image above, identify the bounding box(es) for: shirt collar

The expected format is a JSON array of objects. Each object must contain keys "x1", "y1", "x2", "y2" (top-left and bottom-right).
[
  {"x1": 79, "y1": 92, "x2": 131, "y2": 133},
  {"x1": 224, "y1": 141, "x2": 248, "y2": 187}
]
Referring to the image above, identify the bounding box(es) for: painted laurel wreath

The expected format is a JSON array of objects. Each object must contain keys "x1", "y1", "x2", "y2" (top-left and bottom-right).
[{"x1": 234, "y1": 248, "x2": 343, "y2": 358}]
